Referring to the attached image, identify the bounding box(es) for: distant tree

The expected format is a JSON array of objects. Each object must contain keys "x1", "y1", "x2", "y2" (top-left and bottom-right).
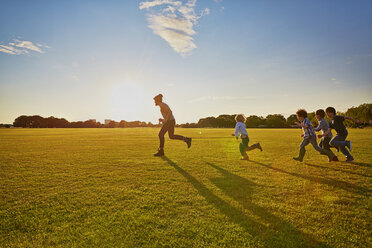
[
  {"x1": 306, "y1": 112, "x2": 317, "y2": 127},
  {"x1": 246, "y1": 115, "x2": 266, "y2": 128},
  {"x1": 198, "y1": 117, "x2": 217, "y2": 127},
  {"x1": 0, "y1": 123, "x2": 12, "y2": 128},
  {"x1": 286, "y1": 114, "x2": 298, "y2": 127},
  {"x1": 345, "y1": 103, "x2": 372, "y2": 127},
  {"x1": 13, "y1": 115, "x2": 28, "y2": 127},
  {"x1": 179, "y1": 122, "x2": 199, "y2": 128},
  {"x1": 216, "y1": 114, "x2": 235, "y2": 128},
  {"x1": 105, "y1": 121, "x2": 119, "y2": 128},
  {"x1": 265, "y1": 114, "x2": 286, "y2": 128}
]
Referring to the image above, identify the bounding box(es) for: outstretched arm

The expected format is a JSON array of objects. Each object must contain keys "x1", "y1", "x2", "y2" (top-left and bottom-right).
[
  {"x1": 295, "y1": 122, "x2": 308, "y2": 128},
  {"x1": 345, "y1": 116, "x2": 361, "y2": 124},
  {"x1": 319, "y1": 128, "x2": 332, "y2": 138},
  {"x1": 313, "y1": 124, "x2": 321, "y2": 132}
]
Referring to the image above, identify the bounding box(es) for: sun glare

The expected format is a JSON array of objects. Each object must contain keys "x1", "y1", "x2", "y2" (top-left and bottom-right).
[{"x1": 108, "y1": 80, "x2": 147, "y2": 121}]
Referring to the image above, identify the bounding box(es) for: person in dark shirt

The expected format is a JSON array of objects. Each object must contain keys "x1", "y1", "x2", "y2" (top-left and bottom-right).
[
  {"x1": 320, "y1": 107, "x2": 360, "y2": 162},
  {"x1": 153, "y1": 94, "x2": 192, "y2": 157}
]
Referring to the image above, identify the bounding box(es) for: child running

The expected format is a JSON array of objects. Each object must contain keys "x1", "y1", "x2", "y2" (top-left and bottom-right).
[
  {"x1": 314, "y1": 109, "x2": 339, "y2": 161},
  {"x1": 233, "y1": 114, "x2": 262, "y2": 160},
  {"x1": 319, "y1": 107, "x2": 360, "y2": 162},
  {"x1": 293, "y1": 109, "x2": 336, "y2": 162},
  {"x1": 153, "y1": 94, "x2": 192, "y2": 157}
]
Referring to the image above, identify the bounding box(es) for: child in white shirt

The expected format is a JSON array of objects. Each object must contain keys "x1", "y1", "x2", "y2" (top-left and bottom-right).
[{"x1": 233, "y1": 114, "x2": 262, "y2": 160}]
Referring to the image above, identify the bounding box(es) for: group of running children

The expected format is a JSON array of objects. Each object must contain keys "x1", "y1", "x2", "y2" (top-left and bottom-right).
[{"x1": 153, "y1": 94, "x2": 360, "y2": 162}]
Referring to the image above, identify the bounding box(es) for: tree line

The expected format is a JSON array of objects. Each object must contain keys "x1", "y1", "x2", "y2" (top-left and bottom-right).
[
  {"x1": 2, "y1": 103, "x2": 370, "y2": 128},
  {"x1": 189, "y1": 103, "x2": 371, "y2": 128},
  {"x1": 9, "y1": 116, "x2": 161, "y2": 128}
]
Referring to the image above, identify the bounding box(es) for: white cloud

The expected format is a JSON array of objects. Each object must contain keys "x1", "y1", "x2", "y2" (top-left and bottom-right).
[
  {"x1": 14, "y1": 40, "x2": 44, "y2": 53},
  {"x1": 0, "y1": 39, "x2": 49, "y2": 55},
  {"x1": 139, "y1": 0, "x2": 182, "y2": 10},
  {"x1": 202, "y1": 8, "x2": 210, "y2": 16},
  {"x1": 331, "y1": 78, "x2": 341, "y2": 85},
  {"x1": 139, "y1": 0, "x2": 209, "y2": 56},
  {"x1": 0, "y1": 45, "x2": 19, "y2": 55}
]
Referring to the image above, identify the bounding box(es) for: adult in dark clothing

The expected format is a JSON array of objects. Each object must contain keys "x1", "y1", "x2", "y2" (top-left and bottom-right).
[{"x1": 153, "y1": 94, "x2": 192, "y2": 157}]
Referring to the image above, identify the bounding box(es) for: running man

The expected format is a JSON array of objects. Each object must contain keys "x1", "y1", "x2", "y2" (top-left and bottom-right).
[{"x1": 153, "y1": 94, "x2": 192, "y2": 156}]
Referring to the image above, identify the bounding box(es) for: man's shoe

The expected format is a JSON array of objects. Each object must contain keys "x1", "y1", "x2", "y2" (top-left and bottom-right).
[
  {"x1": 332, "y1": 156, "x2": 339, "y2": 162},
  {"x1": 293, "y1": 157, "x2": 303, "y2": 162},
  {"x1": 345, "y1": 156, "x2": 354, "y2": 162},
  {"x1": 257, "y1": 143, "x2": 263, "y2": 152},
  {"x1": 186, "y1": 137, "x2": 192, "y2": 148},
  {"x1": 346, "y1": 141, "x2": 352, "y2": 151},
  {"x1": 154, "y1": 148, "x2": 164, "y2": 157}
]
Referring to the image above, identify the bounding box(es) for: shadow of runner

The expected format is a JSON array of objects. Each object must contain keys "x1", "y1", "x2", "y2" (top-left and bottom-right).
[
  {"x1": 161, "y1": 157, "x2": 264, "y2": 237},
  {"x1": 304, "y1": 163, "x2": 372, "y2": 178},
  {"x1": 162, "y1": 157, "x2": 327, "y2": 247},
  {"x1": 349, "y1": 162, "x2": 372, "y2": 167},
  {"x1": 206, "y1": 162, "x2": 327, "y2": 248},
  {"x1": 251, "y1": 160, "x2": 371, "y2": 196}
]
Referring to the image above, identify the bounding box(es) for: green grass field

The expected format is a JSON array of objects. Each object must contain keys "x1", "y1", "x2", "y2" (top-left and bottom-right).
[{"x1": 1, "y1": 128, "x2": 371, "y2": 247}]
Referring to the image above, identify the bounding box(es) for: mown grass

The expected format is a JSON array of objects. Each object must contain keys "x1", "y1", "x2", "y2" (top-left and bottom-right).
[{"x1": 0, "y1": 128, "x2": 371, "y2": 247}]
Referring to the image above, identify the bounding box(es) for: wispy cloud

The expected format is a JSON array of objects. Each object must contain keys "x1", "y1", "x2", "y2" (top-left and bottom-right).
[
  {"x1": 331, "y1": 78, "x2": 341, "y2": 85},
  {"x1": 139, "y1": 0, "x2": 210, "y2": 56},
  {"x1": 0, "y1": 39, "x2": 49, "y2": 55},
  {"x1": 190, "y1": 95, "x2": 257, "y2": 103}
]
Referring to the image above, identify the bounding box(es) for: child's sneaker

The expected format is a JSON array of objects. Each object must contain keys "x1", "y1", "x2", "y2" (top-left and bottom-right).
[
  {"x1": 346, "y1": 141, "x2": 352, "y2": 151},
  {"x1": 257, "y1": 143, "x2": 263, "y2": 152},
  {"x1": 345, "y1": 156, "x2": 354, "y2": 162},
  {"x1": 185, "y1": 137, "x2": 192, "y2": 148},
  {"x1": 154, "y1": 148, "x2": 164, "y2": 157},
  {"x1": 241, "y1": 154, "x2": 249, "y2": 161},
  {"x1": 293, "y1": 157, "x2": 303, "y2": 162}
]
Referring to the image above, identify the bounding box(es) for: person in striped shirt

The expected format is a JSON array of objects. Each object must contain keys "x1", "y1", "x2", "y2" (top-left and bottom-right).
[
  {"x1": 233, "y1": 114, "x2": 262, "y2": 160},
  {"x1": 293, "y1": 109, "x2": 336, "y2": 162}
]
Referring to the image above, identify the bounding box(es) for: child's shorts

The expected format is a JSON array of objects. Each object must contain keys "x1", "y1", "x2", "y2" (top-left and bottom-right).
[{"x1": 239, "y1": 137, "x2": 249, "y2": 156}]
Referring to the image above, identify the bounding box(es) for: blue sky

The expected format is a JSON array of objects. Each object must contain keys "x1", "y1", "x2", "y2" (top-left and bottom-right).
[{"x1": 0, "y1": 0, "x2": 371, "y2": 124}]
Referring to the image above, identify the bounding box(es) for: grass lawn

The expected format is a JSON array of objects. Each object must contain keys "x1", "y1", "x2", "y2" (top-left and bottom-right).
[{"x1": 0, "y1": 128, "x2": 371, "y2": 247}]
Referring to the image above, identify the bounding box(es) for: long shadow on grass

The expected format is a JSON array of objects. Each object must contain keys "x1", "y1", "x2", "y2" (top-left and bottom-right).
[
  {"x1": 162, "y1": 156, "x2": 327, "y2": 247},
  {"x1": 349, "y1": 162, "x2": 372, "y2": 167},
  {"x1": 251, "y1": 160, "x2": 371, "y2": 196},
  {"x1": 206, "y1": 162, "x2": 326, "y2": 248},
  {"x1": 304, "y1": 163, "x2": 372, "y2": 178}
]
